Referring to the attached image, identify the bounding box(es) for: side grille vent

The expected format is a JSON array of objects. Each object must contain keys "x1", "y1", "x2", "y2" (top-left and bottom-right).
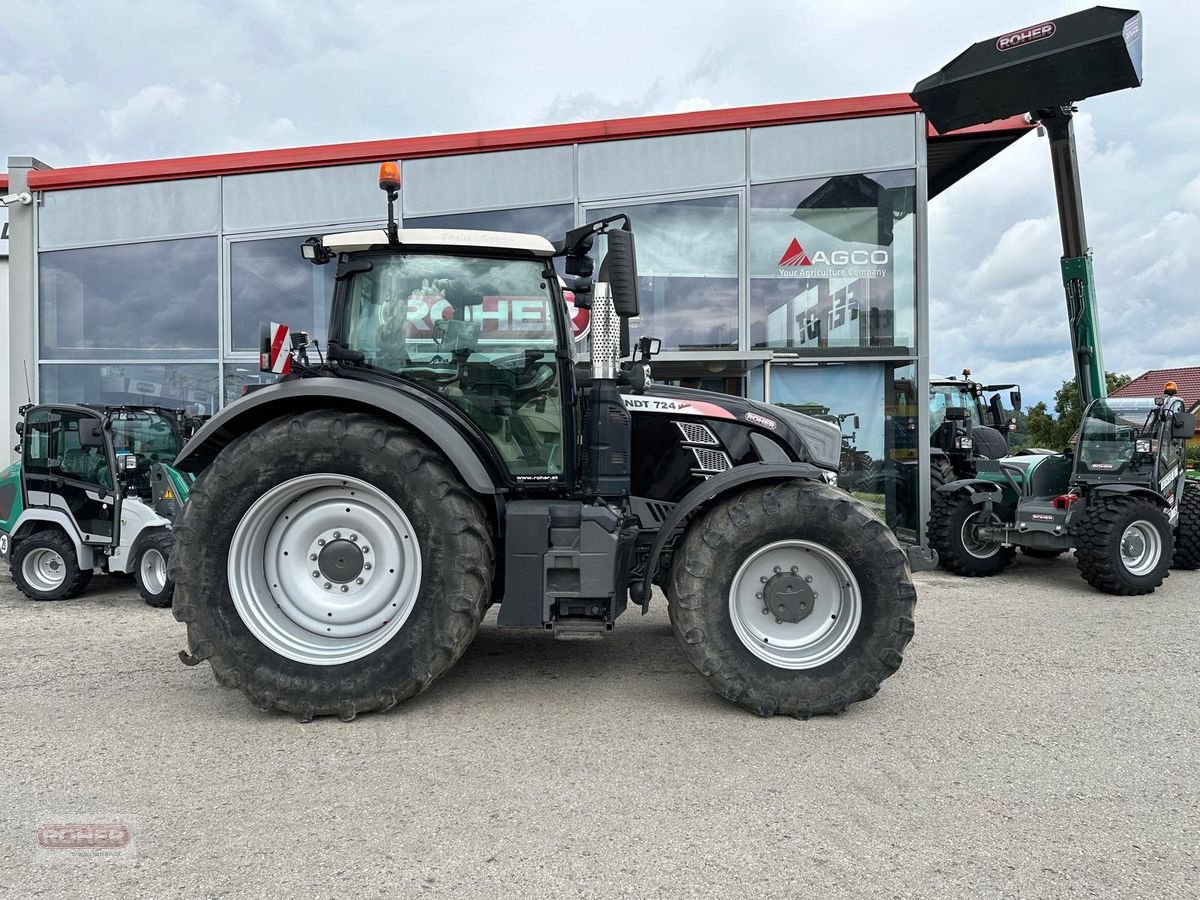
[{"x1": 675, "y1": 421, "x2": 719, "y2": 445}]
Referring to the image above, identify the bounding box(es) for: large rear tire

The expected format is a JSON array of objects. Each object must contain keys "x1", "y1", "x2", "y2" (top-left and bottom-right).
[
  {"x1": 927, "y1": 490, "x2": 1014, "y2": 577},
  {"x1": 10, "y1": 529, "x2": 92, "y2": 601},
  {"x1": 1172, "y1": 481, "x2": 1200, "y2": 570},
  {"x1": 1074, "y1": 495, "x2": 1172, "y2": 595},
  {"x1": 171, "y1": 410, "x2": 495, "y2": 721},
  {"x1": 666, "y1": 481, "x2": 916, "y2": 718}
]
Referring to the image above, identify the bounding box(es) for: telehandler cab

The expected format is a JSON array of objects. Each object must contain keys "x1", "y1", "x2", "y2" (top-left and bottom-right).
[
  {"x1": 168, "y1": 163, "x2": 918, "y2": 720},
  {"x1": 914, "y1": 7, "x2": 1200, "y2": 593}
]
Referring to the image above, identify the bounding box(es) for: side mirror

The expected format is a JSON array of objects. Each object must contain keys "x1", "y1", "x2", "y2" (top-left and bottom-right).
[
  {"x1": 79, "y1": 422, "x2": 104, "y2": 448},
  {"x1": 853, "y1": 415, "x2": 861, "y2": 430},
  {"x1": 1173, "y1": 412, "x2": 1196, "y2": 441},
  {"x1": 988, "y1": 394, "x2": 1005, "y2": 428},
  {"x1": 601, "y1": 227, "x2": 640, "y2": 319},
  {"x1": 1010, "y1": 389, "x2": 1022, "y2": 411}
]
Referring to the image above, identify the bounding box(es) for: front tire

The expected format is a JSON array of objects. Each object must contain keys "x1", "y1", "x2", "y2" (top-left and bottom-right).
[
  {"x1": 10, "y1": 529, "x2": 92, "y2": 601},
  {"x1": 135, "y1": 530, "x2": 175, "y2": 608},
  {"x1": 927, "y1": 490, "x2": 1015, "y2": 576},
  {"x1": 1074, "y1": 495, "x2": 1173, "y2": 595},
  {"x1": 171, "y1": 410, "x2": 495, "y2": 721},
  {"x1": 1172, "y1": 481, "x2": 1200, "y2": 570},
  {"x1": 666, "y1": 481, "x2": 916, "y2": 718}
]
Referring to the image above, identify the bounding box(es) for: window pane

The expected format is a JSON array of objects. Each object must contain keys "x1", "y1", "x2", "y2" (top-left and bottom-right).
[
  {"x1": 39, "y1": 238, "x2": 218, "y2": 359},
  {"x1": 40, "y1": 363, "x2": 220, "y2": 417},
  {"x1": 230, "y1": 236, "x2": 336, "y2": 352},
  {"x1": 589, "y1": 195, "x2": 739, "y2": 351},
  {"x1": 223, "y1": 366, "x2": 280, "y2": 406},
  {"x1": 750, "y1": 171, "x2": 915, "y2": 354},
  {"x1": 768, "y1": 362, "x2": 919, "y2": 542},
  {"x1": 404, "y1": 205, "x2": 574, "y2": 243}
]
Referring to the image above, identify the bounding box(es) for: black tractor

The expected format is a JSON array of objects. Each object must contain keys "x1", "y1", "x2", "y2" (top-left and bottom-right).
[
  {"x1": 929, "y1": 370, "x2": 1022, "y2": 489},
  {"x1": 167, "y1": 163, "x2": 918, "y2": 721}
]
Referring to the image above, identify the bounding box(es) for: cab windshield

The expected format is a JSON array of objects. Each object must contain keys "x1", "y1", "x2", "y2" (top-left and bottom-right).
[
  {"x1": 928, "y1": 384, "x2": 981, "y2": 432},
  {"x1": 1077, "y1": 398, "x2": 1157, "y2": 471},
  {"x1": 110, "y1": 410, "x2": 183, "y2": 462}
]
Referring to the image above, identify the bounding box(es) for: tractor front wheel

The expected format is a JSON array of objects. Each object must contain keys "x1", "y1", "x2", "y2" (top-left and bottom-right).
[
  {"x1": 666, "y1": 480, "x2": 916, "y2": 718},
  {"x1": 927, "y1": 490, "x2": 1014, "y2": 577},
  {"x1": 1171, "y1": 481, "x2": 1200, "y2": 570},
  {"x1": 171, "y1": 410, "x2": 495, "y2": 721},
  {"x1": 10, "y1": 529, "x2": 92, "y2": 600},
  {"x1": 1074, "y1": 495, "x2": 1173, "y2": 595}
]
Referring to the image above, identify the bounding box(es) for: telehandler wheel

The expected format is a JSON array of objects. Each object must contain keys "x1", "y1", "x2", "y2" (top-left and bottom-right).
[
  {"x1": 927, "y1": 490, "x2": 1014, "y2": 577},
  {"x1": 1171, "y1": 481, "x2": 1200, "y2": 570},
  {"x1": 10, "y1": 529, "x2": 92, "y2": 601},
  {"x1": 666, "y1": 480, "x2": 916, "y2": 718},
  {"x1": 171, "y1": 410, "x2": 494, "y2": 721},
  {"x1": 135, "y1": 530, "x2": 175, "y2": 608},
  {"x1": 1074, "y1": 495, "x2": 1173, "y2": 595}
]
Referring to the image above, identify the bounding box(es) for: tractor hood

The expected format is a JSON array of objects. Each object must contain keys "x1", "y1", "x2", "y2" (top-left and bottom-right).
[{"x1": 620, "y1": 385, "x2": 842, "y2": 472}]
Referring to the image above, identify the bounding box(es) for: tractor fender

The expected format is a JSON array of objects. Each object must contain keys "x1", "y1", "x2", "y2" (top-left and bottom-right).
[
  {"x1": 174, "y1": 377, "x2": 499, "y2": 494},
  {"x1": 1088, "y1": 483, "x2": 1169, "y2": 507},
  {"x1": 631, "y1": 461, "x2": 826, "y2": 611},
  {"x1": 2, "y1": 509, "x2": 96, "y2": 569},
  {"x1": 934, "y1": 477, "x2": 1003, "y2": 500}
]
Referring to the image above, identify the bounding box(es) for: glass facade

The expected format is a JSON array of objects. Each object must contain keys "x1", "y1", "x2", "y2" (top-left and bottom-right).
[{"x1": 24, "y1": 111, "x2": 930, "y2": 537}]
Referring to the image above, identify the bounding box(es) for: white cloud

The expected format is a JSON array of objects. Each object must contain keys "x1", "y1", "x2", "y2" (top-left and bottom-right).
[{"x1": 102, "y1": 85, "x2": 187, "y2": 136}]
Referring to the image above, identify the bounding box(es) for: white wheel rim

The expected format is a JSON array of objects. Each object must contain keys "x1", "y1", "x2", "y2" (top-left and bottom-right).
[
  {"x1": 728, "y1": 539, "x2": 862, "y2": 669},
  {"x1": 960, "y1": 510, "x2": 1001, "y2": 559},
  {"x1": 140, "y1": 548, "x2": 168, "y2": 594},
  {"x1": 1120, "y1": 520, "x2": 1161, "y2": 576},
  {"x1": 227, "y1": 473, "x2": 422, "y2": 666},
  {"x1": 22, "y1": 548, "x2": 67, "y2": 592}
]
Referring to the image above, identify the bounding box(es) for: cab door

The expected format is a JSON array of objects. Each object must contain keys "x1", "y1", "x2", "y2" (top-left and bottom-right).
[{"x1": 22, "y1": 407, "x2": 118, "y2": 544}]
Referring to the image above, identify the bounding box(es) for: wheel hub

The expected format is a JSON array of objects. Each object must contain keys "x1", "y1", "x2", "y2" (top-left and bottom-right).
[
  {"x1": 317, "y1": 539, "x2": 364, "y2": 584},
  {"x1": 762, "y1": 572, "x2": 815, "y2": 623}
]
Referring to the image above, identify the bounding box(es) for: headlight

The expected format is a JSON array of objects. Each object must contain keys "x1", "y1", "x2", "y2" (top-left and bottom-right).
[
  {"x1": 122, "y1": 454, "x2": 139, "y2": 470},
  {"x1": 1135, "y1": 438, "x2": 1151, "y2": 454},
  {"x1": 822, "y1": 470, "x2": 838, "y2": 486},
  {"x1": 955, "y1": 435, "x2": 974, "y2": 450}
]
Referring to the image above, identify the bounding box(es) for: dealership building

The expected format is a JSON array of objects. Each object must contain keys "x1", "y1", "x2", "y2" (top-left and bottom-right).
[{"x1": 3, "y1": 93, "x2": 1029, "y2": 538}]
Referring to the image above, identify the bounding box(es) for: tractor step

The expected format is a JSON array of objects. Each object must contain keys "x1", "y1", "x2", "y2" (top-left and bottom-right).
[{"x1": 551, "y1": 618, "x2": 613, "y2": 640}]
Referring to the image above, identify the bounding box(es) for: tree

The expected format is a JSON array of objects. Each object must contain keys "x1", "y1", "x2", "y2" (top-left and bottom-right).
[{"x1": 1024, "y1": 372, "x2": 1132, "y2": 451}]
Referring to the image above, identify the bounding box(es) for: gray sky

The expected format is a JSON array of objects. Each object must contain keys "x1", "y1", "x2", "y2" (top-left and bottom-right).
[{"x1": 2, "y1": 0, "x2": 1196, "y2": 404}]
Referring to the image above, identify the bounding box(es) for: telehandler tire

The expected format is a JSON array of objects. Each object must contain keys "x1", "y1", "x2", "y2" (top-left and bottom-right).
[
  {"x1": 135, "y1": 530, "x2": 175, "y2": 608},
  {"x1": 927, "y1": 490, "x2": 1014, "y2": 576},
  {"x1": 10, "y1": 529, "x2": 92, "y2": 601},
  {"x1": 666, "y1": 480, "x2": 916, "y2": 718},
  {"x1": 1074, "y1": 495, "x2": 1173, "y2": 595},
  {"x1": 1171, "y1": 481, "x2": 1200, "y2": 570},
  {"x1": 171, "y1": 410, "x2": 495, "y2": 721}
]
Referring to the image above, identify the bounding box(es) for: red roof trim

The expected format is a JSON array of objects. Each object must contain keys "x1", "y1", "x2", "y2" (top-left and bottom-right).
[{"x1": 22, "y1": 92, "x2": 1029, "y2": 193}]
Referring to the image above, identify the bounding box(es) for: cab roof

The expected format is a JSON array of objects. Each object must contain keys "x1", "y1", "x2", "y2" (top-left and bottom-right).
[{"x1": 322, "y1": 228, "x2": 556, "y2": 257}]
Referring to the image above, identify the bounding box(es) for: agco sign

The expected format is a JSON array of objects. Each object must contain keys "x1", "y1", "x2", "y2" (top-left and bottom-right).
[
  {"x1": 996, "y1": 21, "x2": 1056, "y2": 51},
  {"x1": 776, "y1": 238, "x2": 888, "y2": 277}
]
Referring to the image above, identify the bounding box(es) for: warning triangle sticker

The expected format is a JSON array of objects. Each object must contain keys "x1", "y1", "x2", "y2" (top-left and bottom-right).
[{"x1": 777, "y1": 238, "x2": 812, "y2": 267}]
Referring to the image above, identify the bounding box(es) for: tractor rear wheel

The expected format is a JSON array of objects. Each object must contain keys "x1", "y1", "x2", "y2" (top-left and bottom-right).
[
  {"x1": 171, "y1": 410, "x2": 495, "y2": 721},
  {"x1": 135, "y1": 530, "x2": 175, "y2": 608},
  {"x1": 666, "y1": 480, "x2": 916, "y2": 718},
  {"x1": 930, "y1": 456, "x2": 957, "y2": 491},
  {"x1": 927, "y1": 490, "x2": 1014, "y2": 576},
  {"x1": 10, "y1": 529, "x2": 92, "y2": 600},
  {"x1": 1170, "y1": 481, "x2": 1200, "y2": 570},
  {"x1": 1074, "y1": 495, "x2": 1173, "y2": 595}
]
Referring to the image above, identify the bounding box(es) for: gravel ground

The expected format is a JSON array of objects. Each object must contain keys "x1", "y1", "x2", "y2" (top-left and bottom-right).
[{"x1": 0, "y1": 555, "x2": 1197, "y2": 899}]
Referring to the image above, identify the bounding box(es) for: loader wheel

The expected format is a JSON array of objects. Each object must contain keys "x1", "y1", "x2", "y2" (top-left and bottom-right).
[
  {"x1": 171, "y1": 410, "x2": 494, "y2": 721},
  {"x1": 1171, "y1": 481, "x2": 1200, "y2": 570},
  {"x1": 927, "y1": 490, "x2": 1014, "y2": 577},
  {"x1": 1074, "y1": 495, "x2": 1172, "y2": 595},
  {"x1": 135, "y1": 530, "x2": 175, "y2": 608},
  {"x1": 11, "y1": 529, "x2": 92, "y2": 601},
  {"x1": 666, "y1": 481, "x2": 916, "y2": 718}
]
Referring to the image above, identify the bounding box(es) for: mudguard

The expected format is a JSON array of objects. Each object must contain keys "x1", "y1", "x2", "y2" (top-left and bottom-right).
[
  {"x1": 174, "y1": 377, "x2": 499, "y2": 494},
  {"x1": 630, "y1": 461, "x2": 826, "y2": 611},
  {"x1": 1089, "y1": 482, "x2": 1169, "y2": 507},
  {"x1": 1, "y1": 509, "x2": 95, "y2": 569}
]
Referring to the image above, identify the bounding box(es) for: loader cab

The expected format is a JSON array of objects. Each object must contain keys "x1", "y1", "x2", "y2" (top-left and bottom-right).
[
  {"x1": 20, "y1": 405, "x2": 117, "y2": 543},
  {"x1": 1074, "y1": 396, "x2": 1182, "y2": 485}
]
